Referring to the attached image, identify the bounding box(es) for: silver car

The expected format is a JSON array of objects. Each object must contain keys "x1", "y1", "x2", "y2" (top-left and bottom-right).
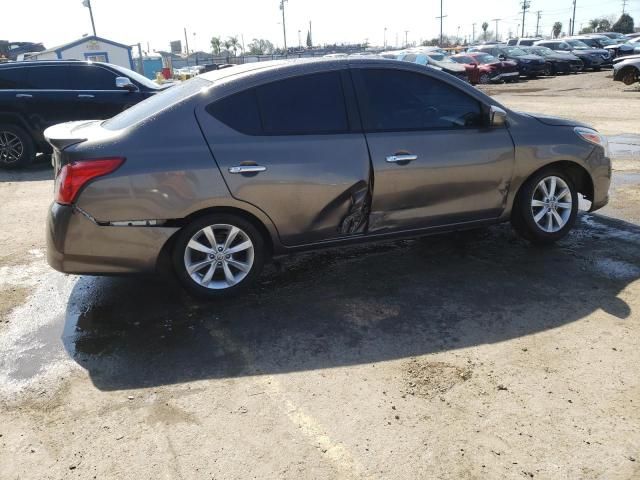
[{"x1": 45, "y1": 58, "x2": 611, "y2": 297}]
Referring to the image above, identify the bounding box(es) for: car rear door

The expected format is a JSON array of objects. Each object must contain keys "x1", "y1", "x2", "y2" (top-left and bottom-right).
[
  {"x1": 351, "y1": 66, "x2": 515, "y2": 233},
  {"x1": 20, "y1": 65, "x2": 79, "y2": 140},
  {"x1": 195, "y1": 68, "x2": 372, "y2": 246}
]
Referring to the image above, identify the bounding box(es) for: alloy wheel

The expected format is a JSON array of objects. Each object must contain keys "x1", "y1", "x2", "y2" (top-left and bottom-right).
[
  {"x1": 183, "y1": 224, "x2": 255, "y2": 289},
  {"x1": 530, "y1": 176, "x2": 573, "y2": 233},
  {"x1": 0, "y1": 131, "x2": 24, "y2": 165}
]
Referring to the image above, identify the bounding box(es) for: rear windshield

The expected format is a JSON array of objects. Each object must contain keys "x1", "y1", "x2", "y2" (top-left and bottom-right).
[{"x1": 103, "y1": 77, "x2": 211, "y2": 130}]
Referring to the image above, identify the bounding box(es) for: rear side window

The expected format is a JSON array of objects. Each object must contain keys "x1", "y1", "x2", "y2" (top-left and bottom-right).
[
  {"x1": 70, "y1": 65, "x2": 118, "y2": 90},
  {"x1": 207, "y1": 89, "x2": 262, "y2": 135},
  {"x1": 257, "y1": 72, "x2": 348, "y2": 135},
  {"x1": 24, "y1": 66, "x2": 72, "y2": 89},
  {"x1": 354, "y1": 69, "x2": 483, "y2": 131},
  {"x1": 208, "y1": 71, "x2": 349, "y2": 136},
  {"x1": 0, "y1": 68, "x2": 24, "y2": 89}
]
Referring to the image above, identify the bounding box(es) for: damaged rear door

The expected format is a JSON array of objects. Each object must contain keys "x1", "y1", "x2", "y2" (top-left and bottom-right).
[{"x1": 196, "y1": 68, "x2": 372, "y2": 246}]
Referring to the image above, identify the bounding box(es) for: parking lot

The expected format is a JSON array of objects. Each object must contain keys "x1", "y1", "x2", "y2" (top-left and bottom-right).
[{"x1": 1, "y1": 70, "x2": 639, "y2": 479}]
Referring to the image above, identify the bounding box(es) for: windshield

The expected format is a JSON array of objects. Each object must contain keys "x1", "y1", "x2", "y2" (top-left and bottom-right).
[
  {"x1": 451, "y1": 55, "x2": 473, "y2": 64},
  {"x1": 103, "y1": 77, "x2": 210, "y2": 130},
  {"x1": 476, "y1": 54, "x2": 498, "y2": 63},
  {"x1": 106, "y1": 64, "x2": 163, "y2": 90},
  {"x1": 426, "y1": 53, "x2": 454, "y2": 63},
  {"x1": 531, "y1": 47, "x2": 553, "y2": 56},
  {"x1": 566, "y1": 39, "x2": 589, "y2": 49},
  {"x1": 594, "y1": 37, "x2": 615, "y2": 45},
  {"x1": 504, "y1": 47, "x2": 527, "y2": 56}
]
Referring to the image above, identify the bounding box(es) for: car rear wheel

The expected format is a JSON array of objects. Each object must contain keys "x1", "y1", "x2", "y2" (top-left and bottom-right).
[
  {"x1": 620, "y1": 68, "x2": 639, "y2": 85},
  {"x1": 0, "y1": 124, "x2": 35, "y2": 169},
  {"x1": 511, "y1": 169, "x2": 579, "y2": 244},
  {"x1": 172, "y1": 214, "x2": 265, "y2": 298}
]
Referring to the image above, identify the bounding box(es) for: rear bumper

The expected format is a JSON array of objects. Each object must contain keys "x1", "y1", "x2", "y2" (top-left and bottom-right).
[{"x1": 47, "y1": 203, "x2": 179, "y2": 274}]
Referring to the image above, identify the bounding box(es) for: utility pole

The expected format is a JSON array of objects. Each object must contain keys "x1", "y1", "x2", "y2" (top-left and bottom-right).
[
  {"x1": 280, "y1": 0, "x2": 288, "y2": 56},
  {"x1": 384, "y1": 27, "x2": 387, "y2": 48},
  {"x1": 622, "y1": 0, "x2": 628, "y2": 14},
  {"x1": 571, "y1": 0, "x2": 577, "y2": 35},
  {"x1": 298, "y1": 30, "x2": 302, "y2": 49},
  {"x1": 309, "y1": 20, "x2": 312, "y2": 46},
  {"x1": 520, "y1": 0, "x2": 531, "y2": 37},
  {"x1": 492, "y1": 18, "x2": 501, "y2": 42},
  {"x1": 535, "y1": 11, "x2": 541, "y2": 36},
  {"x1": 457, "y1": 25, "x2": 461, "y2": 43},
  {"x1": 436, "y1": 0, "x2": 447, "y2": 46},
  {"x1": 404, "y1": 30, "x2": 409, "y2": 47},
  {"x1": 183, "y1": 27, "x2": 190, "y2": 66},
  {"x1": 82, "y1": 0, "x2": 97, "y2": 36},
  {"x1": 472, "y1": 23, "x2": 476, "y2": 43}
]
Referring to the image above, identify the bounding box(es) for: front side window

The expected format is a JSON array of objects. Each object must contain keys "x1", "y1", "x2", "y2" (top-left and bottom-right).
[
  {"x1": 355, "y1": 69, "x2": 483, "y2": 132},
  {"x1": 69, "y1": 65, "x2": 118, "y2": 90}
]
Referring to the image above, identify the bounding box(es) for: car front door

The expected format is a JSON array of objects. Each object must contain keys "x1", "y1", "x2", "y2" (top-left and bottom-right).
[
  {"x1": 68, "y1": 65, "x2": 146, "y2": 119},
  {"x1": 351, "y1": 66, "x2": 515, "y2": 233},
  {"x1": 196, "y1": 69, "x2": 372, "y2": 246}
]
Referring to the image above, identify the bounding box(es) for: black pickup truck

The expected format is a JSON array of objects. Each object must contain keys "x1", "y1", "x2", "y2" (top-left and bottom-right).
[{"x1": 0, "y1": 60, "x2": 169, "y2": 168}]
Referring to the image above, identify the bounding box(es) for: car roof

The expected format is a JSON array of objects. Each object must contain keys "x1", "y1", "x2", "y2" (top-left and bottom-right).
[{"x1": 0, "y1": 60, "x2": 106, "y2": 69}]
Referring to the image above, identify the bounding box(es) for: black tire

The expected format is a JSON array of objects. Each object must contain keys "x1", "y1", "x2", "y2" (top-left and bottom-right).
[
  {"x1": 172, "y1": 214, "x2": 265, "y2": 298},
  {"x1": 511, "y1": 168, "x2": 579, "y2": 245},
  {"x1": 0, "y1": 123, "x2": 36, "y2": 169}
]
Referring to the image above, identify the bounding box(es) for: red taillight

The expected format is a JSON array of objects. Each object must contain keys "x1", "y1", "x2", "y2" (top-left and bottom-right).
[{"x1": 55, "y1": 158, "x2": 125, "y2": 205}]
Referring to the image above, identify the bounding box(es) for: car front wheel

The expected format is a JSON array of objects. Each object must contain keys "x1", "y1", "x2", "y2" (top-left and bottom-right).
[
  {"x1": 511, "y1": 169, "x2": 579, "y2": 244},
  {"x1": 172, "y1": 214, "x2": 265, "y2": 298},
  {"x1": 0, "y1": 124, "x2": 35, "y2": 169}
]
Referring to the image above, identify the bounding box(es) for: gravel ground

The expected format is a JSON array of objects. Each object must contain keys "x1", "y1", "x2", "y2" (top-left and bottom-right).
[{"x1": 0, "y1": 70, "x2": 639, "y2": 480}]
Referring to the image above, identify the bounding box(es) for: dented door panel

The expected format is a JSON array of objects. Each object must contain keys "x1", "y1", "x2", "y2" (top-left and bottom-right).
[
  {"x1": 196, "y1": 125, "x2": 372, "y2": 246},
  {"x1": 365, "y1": 128, "x2": 515, "y2": 232}
]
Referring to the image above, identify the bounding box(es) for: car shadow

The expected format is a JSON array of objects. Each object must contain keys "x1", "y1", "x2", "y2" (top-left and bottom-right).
[
  {"x1": 0, "y1": 155, "x2": 53, "y2": 182},
  {"x1": 62, "y1": 213, "x2": 640, "y2": 391}
]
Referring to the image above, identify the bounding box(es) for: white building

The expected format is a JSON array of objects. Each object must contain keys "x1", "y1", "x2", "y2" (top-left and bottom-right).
[{"x1": 26, "y1": 36, "x2": 133, "y2": 69}]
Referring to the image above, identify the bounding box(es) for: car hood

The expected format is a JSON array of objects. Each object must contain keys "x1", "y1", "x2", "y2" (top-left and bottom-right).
[
  {"x1": 545, "y1": 53, "x2": 577, "y2": 61},
  {"x1": 512, "y1": 54, "x2": 544, "y2": 61},
  {"x1": 521, "y1": 112, "x2": 592, "y2": 129}
]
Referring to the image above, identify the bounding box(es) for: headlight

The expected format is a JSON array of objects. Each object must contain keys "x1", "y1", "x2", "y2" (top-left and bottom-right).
[{"x1": 575, "y1": 127, "x2": 609, "y2": 157}]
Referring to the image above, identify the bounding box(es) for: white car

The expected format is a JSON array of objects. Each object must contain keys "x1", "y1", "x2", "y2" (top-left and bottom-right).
[{"x1": 613, "y1": 54, "x2": 640, "y2": 85}]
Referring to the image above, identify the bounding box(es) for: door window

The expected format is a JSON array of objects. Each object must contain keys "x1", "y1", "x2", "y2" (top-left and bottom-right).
[
  {"x1": 208, "y1": 71, "x2": 350, "y2": 136},
  {"x1": 24, "y1": 66, "x2": 72, "y2": 89},
  {"x1": 256, "y1": 71, "x2": 348, "y2": 135},
  {"x1": 68, "y1": 65, "x2": 118, "y2": 90},
  {"x1": 0, "y1": 68, "x2": 24, "y2": 89},
  {"x1": 354, "y1": 69, "x2": 483, "y2": 132}
]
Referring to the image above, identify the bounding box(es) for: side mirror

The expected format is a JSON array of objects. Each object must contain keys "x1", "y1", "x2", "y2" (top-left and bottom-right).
[
  {"x1": 115, "y1": 76, "x2": 137, "y2": 92},
  {"x1": 498, "y1": 54, "x2": 506, "y2": 61},
  {"x1": 490, "y1": 105, "x2": 507, "y2": 126}
]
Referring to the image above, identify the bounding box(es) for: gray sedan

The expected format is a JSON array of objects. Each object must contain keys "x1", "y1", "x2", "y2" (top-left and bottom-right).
[{"x1": 45, "y1": 58, "x2": 611, "y2": 297}]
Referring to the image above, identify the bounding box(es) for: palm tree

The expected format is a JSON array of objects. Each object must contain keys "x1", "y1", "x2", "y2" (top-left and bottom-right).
[
  {"x1": 481, "y1": 22, "x2": 489, "y2": 41},
  {"x1": 552, "y1": 22, "x2": 563, "y2": 38},
  {"x1": 210, "y1": 36, "x2": 222, "y2": 55},
  {"x1": 227, "y1": 36, "x2": 241, "y2": 56}
]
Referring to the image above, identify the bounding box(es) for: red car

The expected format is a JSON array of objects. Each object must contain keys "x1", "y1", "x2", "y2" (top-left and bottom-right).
[{"x1": 451, "y1": 52, "x2": 519, "y2": 84}]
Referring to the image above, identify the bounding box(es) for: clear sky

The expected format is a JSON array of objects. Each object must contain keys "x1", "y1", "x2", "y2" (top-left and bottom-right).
[{"x1": 4, "y1": 0, "x2": 638, "y2": 53}]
